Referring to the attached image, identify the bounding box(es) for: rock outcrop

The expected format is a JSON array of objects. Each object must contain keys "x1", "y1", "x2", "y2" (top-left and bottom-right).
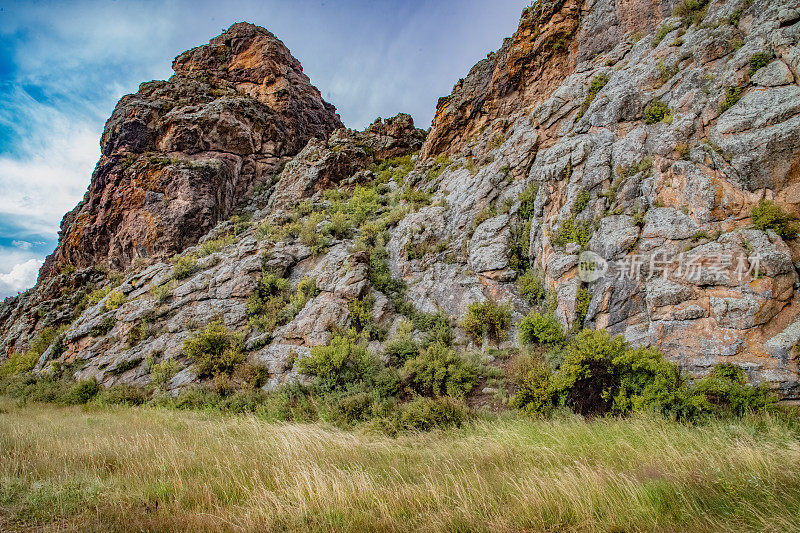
[
  {"x1": 41, "y1": 22, "x2": 342, "y2": 279},
  {"x1": 3, "y1": 0, "x2": 800, "y2": 399}
]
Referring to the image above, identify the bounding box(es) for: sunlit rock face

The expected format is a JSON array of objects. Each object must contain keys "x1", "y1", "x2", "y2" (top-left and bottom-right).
[{"x1": 41, "y1": 22, "x2": 343, "y2": 279}]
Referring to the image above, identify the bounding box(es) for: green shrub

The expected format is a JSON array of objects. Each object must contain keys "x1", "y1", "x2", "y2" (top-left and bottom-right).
[
  {"x1": 328, "y1": 211, "x2": 353, "y2": 238},
  {"x1": 12, "y1": 375, "x2": 68, "y2": 404},
  {"x1": 254, "y1": 383, "x2": 319, "y2": 422},
  {"x1": 550, "y1": 331, "x2": 645, "y2": 416},
  {"x1": 644, "y1": 100, "x2": 673, "y2": 124},
  {"x1": 298, "y1": 330, "x2": 379, "y2": 394},
  {"x1": 97, "y1": 384, "x2": 148, "y2": 405},
  {"x1": 575, "y1": 288, "x2": 591, "y2": 328},
  {"x1": 508, "y1": 216, "x2": 532, "y2": 273},
  {"x1": 509, "y1": 330, "x2": 775, "y2": 421},
  {"x1": 656, "y1": 59, "x2": 679, "y2": 86},
  {"x1": 461, "y1": 300, "x2": 512, "y2": 346},
  {"x1": 65, "y1": 378, "x2": 100, "y2": 405},
  {"x1": 171, "y1": 255, "x2": 199, "y2": 280},
  {"x1": 518, "y1": 269, "x2": 546, "y2": 304},
  {"x1": 517, "y1": 182, "x2": 539, "y2": 218},
  {"x1": 374, "y1": 153, "x2": 415, "y2": 185},
  {"x1": 0, "y1": 350, "x2": 39, "y2": 376},
  {"x1": 550, "y1": 216, "x2": 593, "y2": 248},
  {"x1": 28, "y1": 326, "x2": 67, "y2": 358},
  {"x1": 691, "y1": 363, "x2": 776, "y2": 416},
  {"x1": 652, "y1": 23, "x2": 677, "y2": 47},
  {"x1": 720, "y1": 86, "x2": 743, "y2": 113},
  {"x1": 676, "y1": 142, "x2": 690, "y2": 159},
  {"x1": 397, "y1": 396, "x2": 469, "y2": 431},
  {"x1": 610, "y1": 347, "x2": 685, "y2": 415},
  {"x1": 104, "y1": 290, "x2": 126, "y2": 311},
  {"x1": 149, "y1": 359, "x2": 178, "y2": 389},
  {"x1": 169, "y1": 386, "x2": 219, "y2": 411},
  {"x1": 541, "y1": 330, "x2": 701, "y2": 419},
  {"x1": 87, "y1": 286, "x2": 112, "y2": 306},
  {"x1": 575, "y1": 74, "x2": 609, "y2": 121},
  {"x1": 748, "y1": 52, "x2": 772, "y2": 77},
  {"x1": 254, "y1": 221, "x2": 274, "y2": 241},
  {"x1": 673, "y1": 0, "x2": 710, "y2": 26},
  {"x1": 403, "y1": 343, "x2": 479, "y2": 398},
  {"x1": 518, "y1": 312, "x2": 564, "y2": 346},
  {"x1": 349, "y1": 294, "x2": 377, "y2": 335},
  {"x1": 215, "y1": 388, "x2": 269, "y2": 414},
  {"x1": 728, "y1": 0, "x2": 753, "y2": 26},
  {"x1": 151, "y1": 282, "x2": 174, "y2": 304},
  {"x1": 341, "y1": 186, "x2": 382, "y2": 227},
  {"x1": 427, "y1": 155, "x2": 452, "y2": 180},
  {"x1": 416, "y1": 312, "x2": 453, "y2": 348},
  {"x1": 300, "y1": 212, "x2": 330, "y2": 254},
  {"x1": 616, "y1": 157, "x2": 653, "y2": 181},
  {"x1": 326, "y1": 391, "x2": 378, "y2": 426},
  {"x1": 111, "y1": 357, "x2": 142, "y2": 375},
  {"x1": 509, "y1": 357, "x2": 554, "y2": 415},
  {"x1": 383, "y1": 333, "x2": 420, "y2": 367},
  {"x1": 572, "y1": 189, "x2": 590, "y2": 214},
  {"x1": 183, "y1": 320, "x2": 245, "y2": 378},
  {"x1": 247, "y1": 271, "x2": 293, "y2": 333},
  {"x1": 231, "y1": 362, "x2": 270, "y2": 390},
  {"x1": 89, "y1": 316, "x2": 116, "y2": 337},
  {"x1": 401, "y1": 186, "x2": 432, "y2": 209},
  {"x1": 198, "y1": 234, "x2": 237, "y2": 257},
  {"x1": 751, "y1": 200, "x2": 798, "y2": 239}
]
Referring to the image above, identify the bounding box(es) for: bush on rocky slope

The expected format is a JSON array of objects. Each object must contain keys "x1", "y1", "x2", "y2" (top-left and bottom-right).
[
  {"x1": 183, "y1": 320, "x2": 246, "y2": 378},
  {"x1": 510, "y1": 329, "x2": 777, "y2": 421},
  {"x1": 461, "y1": 300, "x2": 512, "y2": 346},
  {"x1": 518, "y1": 311, "x2": 564, "y2": 347},
  {"x1": 402, "y1": 342, "x2": 480, "y2": 398},
  {"x1": 751, "y1": 200, "x2": 798, "y2": 239}
]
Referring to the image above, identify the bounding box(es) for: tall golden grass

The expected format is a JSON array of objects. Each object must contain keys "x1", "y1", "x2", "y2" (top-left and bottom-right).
[{"x1": 1, "y1": 398, "x2": 799, "y2": 532}]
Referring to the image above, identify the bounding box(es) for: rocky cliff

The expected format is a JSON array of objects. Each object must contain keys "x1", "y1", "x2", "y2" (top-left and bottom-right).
[
  {"x1": 40, "y1": 22, "x2": 342, "y2": 279},
  {"x1": 3, "y1": 0, "x2": 800, "y2": 399}
]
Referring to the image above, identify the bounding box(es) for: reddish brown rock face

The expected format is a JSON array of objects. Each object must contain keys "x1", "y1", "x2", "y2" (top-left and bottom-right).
[
  {"x1": 420, "y1": 0, "x2": 680, "y2": 160},
  {"x1": 41, "y1": 22, "x2": 342, "y2": 278}
]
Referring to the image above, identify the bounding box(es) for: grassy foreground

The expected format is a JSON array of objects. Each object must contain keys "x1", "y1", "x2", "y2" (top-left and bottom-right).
[{"x1": 1, "y1": 399, "x2": 800, "y2": 532}]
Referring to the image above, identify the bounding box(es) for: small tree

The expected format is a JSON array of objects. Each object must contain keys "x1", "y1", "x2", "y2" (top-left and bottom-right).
[
  {"x1": 297, "y1": 330, "x2": 379, "y2": 393},
  {"x1": 751, "y1": 200, "x2": 798, "y2": 239},
  {"x1": 183, "y1": 320, "x2": 245, "y2": 378},
  {"x1": 461, "y1": 300, "x2": 512, "y2": 347},
  {"x1": 403, "y1": 343, "x2": 479, "y2": 398},
  {"x1": 518, "y1": 312, "x2": 564, "y2": 346}
]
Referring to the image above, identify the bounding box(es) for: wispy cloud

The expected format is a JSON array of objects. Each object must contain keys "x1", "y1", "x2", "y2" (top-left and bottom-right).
[{"x1": 0, "y1": 85, "x2": 100, "y2": 237}]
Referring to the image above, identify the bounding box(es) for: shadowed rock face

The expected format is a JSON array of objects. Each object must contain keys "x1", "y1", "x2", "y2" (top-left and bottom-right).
[
  {"x1": 41, "y1": 22, "x2": 342, "y2": 279},
  {"x1": 4, "y1": 1, "x2": 800, "y2": 399}
]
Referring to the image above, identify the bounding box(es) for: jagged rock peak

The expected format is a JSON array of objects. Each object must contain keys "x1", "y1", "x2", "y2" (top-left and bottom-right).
[
  {"x1": 172, "y1": 22, "x2": 340, "y2": 136},
  {"x1": 41, "y1": 22, "x2": 343, "y2": 279}
]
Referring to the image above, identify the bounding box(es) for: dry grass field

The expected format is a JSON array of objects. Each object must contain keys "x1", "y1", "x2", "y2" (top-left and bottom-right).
[{"x1": 1, "y1": 398, "x2": 800, "y2": 532}]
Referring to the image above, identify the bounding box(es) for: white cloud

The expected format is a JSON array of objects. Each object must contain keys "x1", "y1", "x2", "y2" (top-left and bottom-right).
[
  {"x1": 0, "y1": 87, "x2": 100, "y2": 238},
  {"x1": 0, "y1": 258, "x2": 42, "y2": 297},
  {"x1": 11, "y1": 240, "x2": 32, "y2": 249}
]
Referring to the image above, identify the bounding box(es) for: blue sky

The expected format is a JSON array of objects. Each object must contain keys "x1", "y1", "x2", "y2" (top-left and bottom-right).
[{"x1": 0, "y1": 0, "x2": 526, "y2": 298}]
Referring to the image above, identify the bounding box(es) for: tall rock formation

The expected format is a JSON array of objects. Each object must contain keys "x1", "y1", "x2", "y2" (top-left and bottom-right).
[
  {"x1": 41, "y1": 22, "x2": 342, "y2": 278},
  {"x1": 3, "y1": 0, "x2": 800, "y2": 399}
]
